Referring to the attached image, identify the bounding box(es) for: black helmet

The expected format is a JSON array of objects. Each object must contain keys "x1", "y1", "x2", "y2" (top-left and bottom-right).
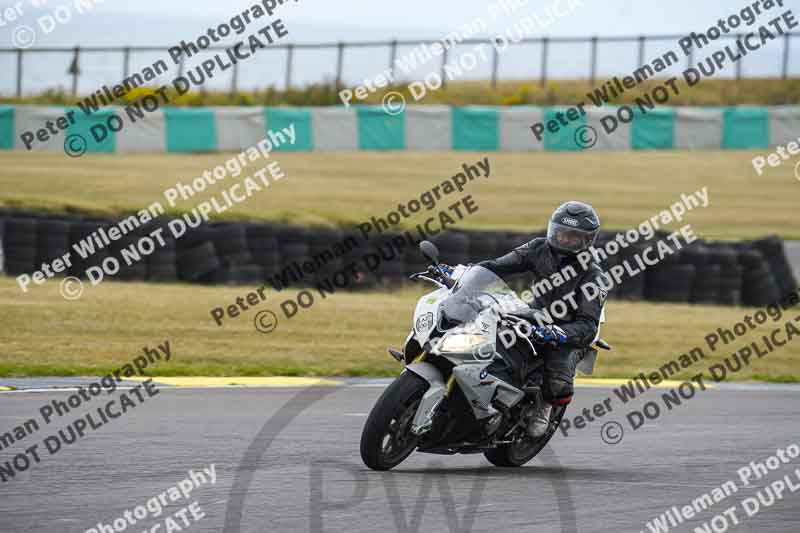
[{"x1": 546, "y1": 201, "x2": 600, "y2": 254}]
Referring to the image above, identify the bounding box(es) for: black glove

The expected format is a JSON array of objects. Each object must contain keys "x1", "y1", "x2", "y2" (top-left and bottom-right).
[
  {"x1": 531, "y1": 324, "x2": 568, "y2": 344},
  {"x1": 427, "y1": 264, "x2": 453, "y2": 278}
]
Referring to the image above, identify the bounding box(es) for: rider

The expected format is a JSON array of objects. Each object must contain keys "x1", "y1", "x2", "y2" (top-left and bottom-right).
[{"x1": 477, "y1": 201, "x2": 605, "y2": 438}]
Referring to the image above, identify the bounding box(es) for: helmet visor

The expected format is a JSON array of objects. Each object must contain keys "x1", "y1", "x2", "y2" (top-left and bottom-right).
[{"x1": 547, "y1": 221, "x2": 597, "y2": 253}]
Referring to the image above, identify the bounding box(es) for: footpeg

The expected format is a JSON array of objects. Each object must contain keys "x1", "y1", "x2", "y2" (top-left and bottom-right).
[{"x1": 522, "y1": 385, "x2": 541, "y2": 397}]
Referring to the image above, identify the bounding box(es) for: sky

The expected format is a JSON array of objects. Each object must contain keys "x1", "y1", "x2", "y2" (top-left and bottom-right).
[
  {"x1": 5, "y1": 0, "x2": 797, "y2": 41},
  {"x1": 0, "y1": 0, "x2": 798, "y2": 94},
  {"x1": 33, "y1": 0, "x2": 797, "y2": 38}
]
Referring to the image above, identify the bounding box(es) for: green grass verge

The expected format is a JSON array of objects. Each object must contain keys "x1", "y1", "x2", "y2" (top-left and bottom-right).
[
  {"x1": 1, "y1": 277, "x2": 798, "y2": 382},
  {"x1": 1, "y1": 150, "x2": 797, "y2": 240}
]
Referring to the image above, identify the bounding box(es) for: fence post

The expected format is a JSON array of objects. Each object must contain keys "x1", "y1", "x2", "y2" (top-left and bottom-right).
[
  {"x1": 491, "y1": 39, "x2": 500, "y2": 89},
  {"x1": 441, "y1": 45, "x2": 449, "y2": 89},
  {"x1": 16, "y1": 49, "x2": 23, "y2": 98},
  {"x1": 637, "y1": 35, "x2": 645, "y2": 68},
  {"x1": 123, "y1": 47, "x2": 131, "y2": 79},
  {"x1": 589, "y1": 36, "x2": 598, "y2": 86},
  {"x1": 285, "y1": 43, "x2": 294, "y2": 90},
  {"x1": 231, "y1": 61, "x2": 239, "y2": 95},
  {"x1": 540, "y1": 37, "x2": 549, "y2": 88},
  {"x1": 388, "y1": 39, "x2": 397, "y2": 81},
  {"x1": 782, "y1": 33, "x2": 790, "y2": 79},
  {"x1": 70, "y1": 46, "x2": 80, "y2": 96},
  {"x1": 335, "y1": 42, "x2": 344, "y2": 88},
  {"x1": 735, "y1": 34, "x2": 743, "y2": 80}
]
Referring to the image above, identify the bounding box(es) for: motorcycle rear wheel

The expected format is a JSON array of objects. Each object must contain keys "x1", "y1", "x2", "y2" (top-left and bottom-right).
[
  {"x1": 360, "y1": 371, "x2": 428, "y2": 471},
  {"x1": 483, "y1": 405, "x2": 567, "y2": 467}
]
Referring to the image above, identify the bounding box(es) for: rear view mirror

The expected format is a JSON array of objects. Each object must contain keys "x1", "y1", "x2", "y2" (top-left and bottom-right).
[{"x1": 419, "y1": 241, "x2": 440, "y2": 265}]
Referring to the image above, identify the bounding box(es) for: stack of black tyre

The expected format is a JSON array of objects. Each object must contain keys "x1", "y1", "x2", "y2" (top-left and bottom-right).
[
  {"x1": 205, "y1": 223, "x2": 262, "y2": 284},
  {"x1": 3, "y1": 218, "x2": 39, "y2": 276},
  {"x1": 643, "y1": 243, "x2": 695, "y2": 304},
  {"x1": 750, "y1": 236, "x2": 797, "y2": 303},
  {"x1": 431, "y1": 231, "x2": 470, "y2": 268},
  {"x1": 592, "y1": 233, "x2": 647, "y2": 301},
  {"x1": 688, "y1": 243, "x2": 719, "y2": 304},
  {"x1": 173, "y1": 224, "x2": 214, "y2": 282},
  {"x1": 0, "y1": 208, "x2": 796, "y2": 307},
  {"x1": 146, "y1": 221, "x2": 178, "y2": 282},
  {"x1": 247, "y1": 223, "x2": 281, "y2": 284}
]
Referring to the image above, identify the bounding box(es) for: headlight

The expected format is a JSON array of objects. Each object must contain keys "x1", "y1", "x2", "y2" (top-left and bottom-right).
[{"x1": 438, "y1": 333, "x2": 489, "y2": 353}]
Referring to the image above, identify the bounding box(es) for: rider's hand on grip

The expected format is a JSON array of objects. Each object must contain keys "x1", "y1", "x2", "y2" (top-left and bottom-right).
[
  {"x1": 531, "y1": 324, "x2": 568, "y2": 345},
  {"x1": 427, "y1": 264, "x2": 453, "y2": 278}
]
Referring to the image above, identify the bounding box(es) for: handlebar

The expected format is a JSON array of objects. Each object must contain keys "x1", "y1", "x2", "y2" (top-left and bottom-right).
[{"x1": 408, "y1": 267, "x2": 455, "y2": 289}]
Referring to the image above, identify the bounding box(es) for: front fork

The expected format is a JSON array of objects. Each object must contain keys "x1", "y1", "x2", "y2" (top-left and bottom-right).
[{"x1": 404, "y1": 358, "x2": 455, "y2": 436}]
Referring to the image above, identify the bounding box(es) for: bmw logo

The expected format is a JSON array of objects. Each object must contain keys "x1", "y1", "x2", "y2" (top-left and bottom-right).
[{"x1": 479, "y1": 368, "x2": 488, "y2": 379}]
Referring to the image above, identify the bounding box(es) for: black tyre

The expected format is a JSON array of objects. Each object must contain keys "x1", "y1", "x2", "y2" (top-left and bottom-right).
[
  {"x1": 4, "y1": 244, "x2": 36, "y2": 265},
  {"x1": 360, "y1": 371, "x2": 428, "y2": 471},
  {"x1": 147, "y1": 264, "x2": 178, "y2": 281},
  {"x1": 38, "y1": 220, "x2": 71, "y2": 250},
  {"x1": 4, "y1": 218, "x2": 37, "y2": 248},
  {"x1": 246, "y1": 223, "x2": 278, "y2": 245},
  {"x1": 483, "y1": 404, "x2": 567, "y2": 467},
  {"x1": 116, "y1": 262, "x2": 147, "y2": 281},
  {"x1": 4, "y1": 259, "x2": 36, "y2": 275},
  {"x1": 177, "y1": 242, "x2": 221, "y2": 281},
  {"x1": 209, "y1": 265, "x2": 265, "y2": 285}
]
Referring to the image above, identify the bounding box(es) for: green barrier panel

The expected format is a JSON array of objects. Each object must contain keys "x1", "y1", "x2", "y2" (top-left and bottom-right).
[
  {"x1": 164, "y1": 108, "x2": 217, "y2": 153},
  {"x1": 64, "y1": 107, "x2": 116, "y2": 154},
  {"x1": 0, "y1": 106, "x2": 13, "y2": 149},
  {"x1": 356, "y1": 106, "x2": 405, "y2": 150},
  {"x1": 722, "y1": 107, "x2": 769, "y2": 149},
  {"x1": 452, "y1": 107, "x2": 499, "y2": 151},
  {"x1": 265, "y1": 107, "x2": 313, "y2": 151},
  {"x1": 632, "y1": 107, "x2": 675, "y2": 150},
  {"x1": 543, "y1": 107, "x2": 586, "y2": 151}
]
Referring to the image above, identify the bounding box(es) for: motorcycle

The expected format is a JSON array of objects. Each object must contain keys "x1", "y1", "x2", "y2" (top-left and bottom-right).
[{"x1": 360, "y1": 240, "x2": 610, "y2": 470}]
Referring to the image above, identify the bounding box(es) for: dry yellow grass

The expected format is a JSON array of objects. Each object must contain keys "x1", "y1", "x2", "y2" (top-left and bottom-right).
[
  {"x1": 0, "y1": 150, "x2": 796, "y2": 239},
  {"x1": 1, "y1": 277, "x2": 797, "y2": 381}
]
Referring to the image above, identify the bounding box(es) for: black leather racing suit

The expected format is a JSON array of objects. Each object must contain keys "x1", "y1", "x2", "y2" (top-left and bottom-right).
[{"x1": 479, "y1": 237, "x2": 605, "y2": 405}]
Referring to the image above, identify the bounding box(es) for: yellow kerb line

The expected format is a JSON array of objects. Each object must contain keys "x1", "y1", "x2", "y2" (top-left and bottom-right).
[
  {"x1": 575, "y1": 378, "x2": 714, "y2": 389},
  {"x1": 127, "y1": 377, "x2": 342, "y2": 387}
]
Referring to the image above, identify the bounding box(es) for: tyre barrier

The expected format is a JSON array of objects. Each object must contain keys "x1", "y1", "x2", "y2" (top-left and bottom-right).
[{"x1": 0, "y1": 208, "x2": 797, "y2": 307}]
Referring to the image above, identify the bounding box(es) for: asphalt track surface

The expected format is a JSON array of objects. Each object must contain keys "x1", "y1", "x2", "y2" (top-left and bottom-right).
[{"x1": 1, "y1": 384, "x2": 800, "y2": 533}]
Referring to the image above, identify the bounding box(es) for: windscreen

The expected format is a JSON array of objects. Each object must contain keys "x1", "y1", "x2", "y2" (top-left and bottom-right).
[{"x1": 439, "y1": 266, "x2": 528, "y2": 323}]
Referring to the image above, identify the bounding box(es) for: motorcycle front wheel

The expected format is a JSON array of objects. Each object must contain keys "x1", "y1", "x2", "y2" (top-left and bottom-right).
[
  {"x1": 483, "y1": 404, "x2": 567, "y2": 467},
  {"x1": 360, "y1": 371, "x2": 428, "y2": 471}
]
